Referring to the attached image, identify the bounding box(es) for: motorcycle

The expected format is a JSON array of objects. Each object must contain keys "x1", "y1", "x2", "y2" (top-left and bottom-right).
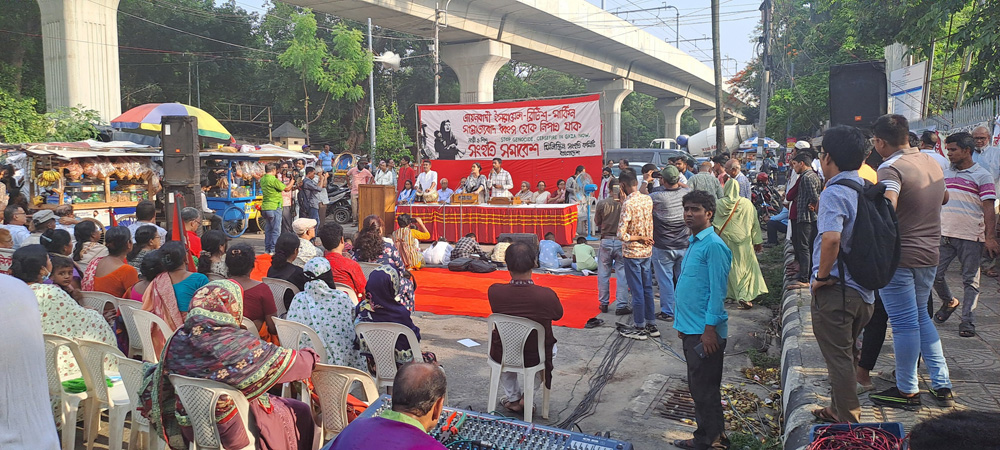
[
  {"x1": 750, "y1": 172, "x2": 782, "y2": 227},
  {"x1": 325, "y1": 183, "x2": 353, "y2": 224}
]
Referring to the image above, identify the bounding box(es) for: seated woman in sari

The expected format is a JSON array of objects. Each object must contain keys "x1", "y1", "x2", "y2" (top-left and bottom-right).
[
  {"x1": 226, "y1": 243, "x2": 279, "y2": 345},
  {"x1": 391, "y1": 214, "x2": 429, "y2": 271},
  {"x1": 83, "y1": 226, "x2": 139, "y2": 298},
  {"x1": 141, "y1": 241, "x2": 210, "y2": 356},
  {"x1": 286, "y1": 257, "x2": 365, "y2": 370},
  {"x1": 126, "y1": 225, "x2": 161, "y2": 271},
  {"x1": 356, "y1": 265, "x2": 436, "y2": 373},
  {"x1": 72, "y1": 220, "x2": 108, "y2": 269},
  {"x1": 126, "y1": 250, "x2": 164, "y2": 301},
  {"x1": 140, "y1": 280, "x2": 318, "y2": 450},
  {"x1": 353, "y1": 215, "x2": 417, "y2": 311}
]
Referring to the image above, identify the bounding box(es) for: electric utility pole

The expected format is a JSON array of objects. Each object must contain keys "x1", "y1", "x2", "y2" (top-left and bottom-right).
[
  {"x1": 758, "y1": 0, "x2": 772, "y2": 152},
  {"x1": 368, "y1": 18, "x2": 376, "y2": 151},
  {"x1": 433, "y1": 6, "x2": 441, "y2": 104},
  {"x1": 711, "y1": 0, "x2": 725, "y2": 154}
]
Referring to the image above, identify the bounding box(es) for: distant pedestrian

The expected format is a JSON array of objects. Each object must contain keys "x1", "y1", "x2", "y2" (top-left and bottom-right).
[{"x1": 787, "y1": 152, "x2": 821, "y2": 289}]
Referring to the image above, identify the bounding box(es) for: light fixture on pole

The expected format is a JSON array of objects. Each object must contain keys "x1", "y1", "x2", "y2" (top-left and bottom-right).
[{"x1": 374, "y1": 51, "x2": 401, "y2": 70}]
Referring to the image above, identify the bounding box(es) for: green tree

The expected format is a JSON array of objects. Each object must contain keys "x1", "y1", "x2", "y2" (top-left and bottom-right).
[
  {"x1": 45, "y1": 106, "x2": 102, "y2": 142},
  {"x1": 372, "y1": 101, "x2": 414, "y2": 163},
  {"x1": 0, "y1": 88, "x2": 46, "y2": 143},
  {"x1": 278, "y1": 9, "x2": 372, "y2": 144}
]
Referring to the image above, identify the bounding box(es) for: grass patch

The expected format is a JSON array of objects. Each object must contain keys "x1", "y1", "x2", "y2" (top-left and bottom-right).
[
  {"x1": 748, "y1": 348, "x2": 781, "y2": 369},
  {"x1": 729, "y1": 432, "x2": 783, "y2": 450},
  {"x1": 756, "y1": 245, "x2": 786, "y2": 308}
]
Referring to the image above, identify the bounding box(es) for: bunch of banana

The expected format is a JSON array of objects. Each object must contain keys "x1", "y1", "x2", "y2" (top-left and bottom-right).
[{"x1": 37, "y1": 170, "x2": 62, "y2": 187}]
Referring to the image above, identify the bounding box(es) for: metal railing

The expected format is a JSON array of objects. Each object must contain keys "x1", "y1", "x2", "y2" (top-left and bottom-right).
[{"x1": 910, "y1": 97, "x2": 1000, "y2": 132}]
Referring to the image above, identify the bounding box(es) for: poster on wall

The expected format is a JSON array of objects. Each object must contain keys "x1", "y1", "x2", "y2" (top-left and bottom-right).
[{"x1": 416, "y1": 95, "x2": 604, "y2": 191}]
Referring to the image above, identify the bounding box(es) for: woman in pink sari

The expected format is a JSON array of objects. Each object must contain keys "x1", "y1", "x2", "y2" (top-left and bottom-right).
[{"x1": 140, "y1": 241, "x2": 209, "y2": 357}]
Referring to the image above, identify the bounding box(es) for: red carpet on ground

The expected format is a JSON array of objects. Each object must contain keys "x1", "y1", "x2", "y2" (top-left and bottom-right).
[{"x1": 412, "y1": 268, "x2": 617, "y2": 329}]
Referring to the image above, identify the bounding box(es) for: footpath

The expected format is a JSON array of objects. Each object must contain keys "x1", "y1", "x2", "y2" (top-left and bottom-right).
[{"x1": 780, "y1": 245, "x2": 1000, "y2": 449}]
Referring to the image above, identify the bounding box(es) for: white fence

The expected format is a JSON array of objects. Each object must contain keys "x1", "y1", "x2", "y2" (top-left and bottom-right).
[{"x1": 910, "y1": 97, "x2": 1000, "y2": 133}]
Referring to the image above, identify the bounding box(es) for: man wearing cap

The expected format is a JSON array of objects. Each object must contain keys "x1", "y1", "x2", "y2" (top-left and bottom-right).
[
  {"x1": 292, "y1": 217, "x2": 322, "y2": 268},
  {"x1": 346, "y1": 158, "x2": 374, "y2": 224},
  {"x1": 22, "y1": 210, "x2": 56, "y2": 247},
  {"x1": 649, "y1": 166, "x2": 691, "y2": 321}
]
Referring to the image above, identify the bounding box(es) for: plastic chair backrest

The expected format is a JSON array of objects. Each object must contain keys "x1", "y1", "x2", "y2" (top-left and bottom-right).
[
  {"x1": 80, "y1": 291, "x2": 119, "y2": 315},
  {"x1": 114, "y1": 356, "x2": 149, "y2": 426},
  {"x1": 131, "y1": 309, "x2": 173, "y2": 363},
  {"x1": 358, "y1": 262, "x2": 380, "y2": 279},
  {"x1": 355, "y1": 322, "x2": 421, "y2": 390},
  {"x1": 272, "y1": 317, "x2": 329, "y2": 363},
  {"x1": 240, "y1": 317, "x2": 259, "y2": 335},
  {"x1": 76, "y1": 339, "x2": 125, "y2": 404},
  {"x1": 43, "y1": 334, "x2": 92, "y2": 395},
  {"x1": 262, "y1": 277, "x2": 297, "y2": 318},
  {"x1": 334, "y1": 285, "x2": 359, "y2": 305},
  {"x1": 168, "y1": 374, "x2": 255, "y2": 449},
  {"x1": 486, "y1": 314, "x2": 546, "y2": 369},
  {"x1": 117, "y1": 300, "x2": 144, "y2": 357},
  {"x1": 312, "y1": 363, "x2": 378, "y2": 438}
]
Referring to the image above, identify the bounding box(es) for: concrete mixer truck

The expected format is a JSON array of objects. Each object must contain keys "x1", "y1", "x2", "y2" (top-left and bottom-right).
[{"x1": 683, "y1": 125, "x2": 757, "y2": 157}]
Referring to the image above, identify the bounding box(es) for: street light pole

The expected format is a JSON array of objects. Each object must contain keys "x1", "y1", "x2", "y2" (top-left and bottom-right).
[
  {"x1": 711, "y1": 0, "x2": 725, "y2": 154},
  {"x1": 368, "y1": 18, "x2": 376, "y2": 151},
  {"x1": 758, "y1": 0, "x2": 772, "y2": 152},
  {"x1": 433, "y1": 7, "x2": 440, "y2": 104}
]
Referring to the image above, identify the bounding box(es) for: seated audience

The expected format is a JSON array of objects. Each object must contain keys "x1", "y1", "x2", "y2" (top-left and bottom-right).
[
  {"x1": 195, "y1": 230, "x2": 228, "y2": 278},
  {"x1": 72, "y1": 220, "x2": 108, "y2": 268},
  {"x1": 287, "y1": 257, "x2": 365, "y2": 368},
  {"x1": 0, "y1": 228, "x2": 13, "y2": 248},
  {"x1": 23, "y1": 209, "x2": 57, "y2": 247},
  {"x1": 328, "y1": 363, "x2": 448, "y2": 450},
  {"x1": 127, "y1": 199, "x2": 167, "y2": 243},
  {"x1": 267, "y1": 233, "x2": 308, "y2": 310},
  {"x1": 538, "y1": 232, "x2": 570, "y2": 269},
  {"x1": 292, "y1": 218, "x2": 321, "y2": 268},
  {"x1": 180, "y1": 207, "x2": 202, "y2": 258},
  {"x1": 546, "y1": 179, "x2": 569, "y2": 203},
  {"x1": 392, "y1": 214, "x2": 429, "y2": 270},
  {"x1": 451, "y1": 232, "x2": 486, "y2": 260},
  {"x1": 141, "y1": 241, "x2": 210, "y2": 355},
  {"x1": 227, "y1": 243, "x2": 278, "y2": 344},
  {"x1": 533, "y1": 181, "x2": 551, "y2": 204},
  {"x1": 127, "y1": 225, "x2": 162, "y2": 270},
  {"x1": 353, "y1": 215, "x2": 416, "y2": 311},
  {"x1": 491, "y1": 237, "x2": 512, "y2": 265},
  {"x1": 437, "y1": 178, "x2": 454, "y2": 204},
  {"x1": 3, "y1": 205, "x2": 30, "y2": 249},
  {"x1": 764, "y1": 207, "x2": 789, "y2": 247},
  {"x1": 41, "y1": 228, "x2": 81, "y2": 289},
  {"x1": 356, "y1": 265, "x2": 437, "y2": 372},
  {"x1": 488, "y1": 242, "x2": 563, "y2": 412},
  {"x1": 84, "y1": 226, "x2": 140, "y2": 299},
  {"x1": 516, "y1": 181, "x2": 534, "y2": 204},
  {"x1": 397, "y1": 180, "x2": 416, "y2": 204},
  {"x1": 423, "y1": 237, "x2": 453, "y2": 266},
  {"x1": 50, "y1": 254, "x2": 84, "y2": 304},
  {"x1": 126, "y1": 250, "x2": 165, "y2": 302},
  {"x1": 318, "y1": 222, "x2": 367, "y2": 299},
  {"x1": 572, "y1": 236, "x2": 597, "y2": 272},
  {"x1": 140, "y1": 280, "x2": 318, "y2": 450}
]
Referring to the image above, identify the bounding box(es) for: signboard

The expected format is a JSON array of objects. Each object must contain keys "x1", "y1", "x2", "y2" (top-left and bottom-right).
[
  {"x1": 416, "y1": 95, "x2": 604, "y2": 190},
  {"x1": 889, "y1": 61, "x2": 927, "y2": 122}
]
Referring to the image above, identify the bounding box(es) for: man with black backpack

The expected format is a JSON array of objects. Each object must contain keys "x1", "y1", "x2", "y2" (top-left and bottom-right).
[
  {"x1": 809, "y1": 126, "x2": 880, "y2": 424},
  {"x1": 868, "y1": 114, "x2": 955, "y2": 410}
]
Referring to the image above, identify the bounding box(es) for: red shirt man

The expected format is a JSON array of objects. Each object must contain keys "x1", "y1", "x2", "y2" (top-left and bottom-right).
[
  {"x1": 317, "y1": 221, "x2": 366, "y2": 299},
  {"x1": 397, "y1": 157, "x2": 416, "y2": 193}
]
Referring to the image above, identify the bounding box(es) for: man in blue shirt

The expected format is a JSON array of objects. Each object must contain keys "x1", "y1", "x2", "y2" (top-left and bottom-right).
[
  {"x1": 671, "y1": 189, "x2": 732, "y2": 450},
  {"x1": 538, "y1": 232, "x2": 570, "y2": 269},
  {"x1": 809, "y1": 125, "x2": 875, "y2": 424},
  {"x1": 318, "y1": 144, "x2": 334, "y2": 172}
]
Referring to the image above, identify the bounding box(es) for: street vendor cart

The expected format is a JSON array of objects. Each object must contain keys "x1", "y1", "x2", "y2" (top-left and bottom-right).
[{"x1": 200, "y1": 152, "x2": 263, "y2": 238}]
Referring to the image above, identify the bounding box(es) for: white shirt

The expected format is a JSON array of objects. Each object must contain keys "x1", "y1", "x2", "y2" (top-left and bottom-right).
[
  {"x1": 973, "y1": 146, "x2": 1000, "y2": 185},
  {"x1": 423, "y1": 241, "x2": 453, "y2": 265},
  {"x1": 416, "y1": 170, "x2": 438, "y2": 192},
  {"x1": 199, "y1": 192, "x2": 214, "y2": 214},
  {"x1": 127, "y1": 220, "x2": 167, "y2": 243},
  {"x1": 5, "y1": 224, "x2": 30, "y2": 249},
  {"x1": 488, "y1": 169, "x2": 514, "y2": 198},
  {"x1": 920, "y1": 149, "x2": 950, "y2": 172},
  {"x1": 374, "y1": 169, "x2": 394, "y2": 186}
]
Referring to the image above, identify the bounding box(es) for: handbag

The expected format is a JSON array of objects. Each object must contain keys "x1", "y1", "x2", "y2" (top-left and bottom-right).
[
  {"x1": 448, "y1": 257, "x2": 474, "y2": 272},
  {"x1": 468, "y1": 259, "x2": 497, "y2": 273}
]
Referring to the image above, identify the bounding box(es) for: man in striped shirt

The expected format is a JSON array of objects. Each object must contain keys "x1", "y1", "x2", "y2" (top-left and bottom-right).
[{"x1": 933, "y1": 132, "x2": 999, "y2": 338}]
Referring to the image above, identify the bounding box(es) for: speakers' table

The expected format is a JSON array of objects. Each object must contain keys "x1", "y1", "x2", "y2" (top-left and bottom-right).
[{"x1": 395, "y1": 203, "x2": 578, "y2": 245}]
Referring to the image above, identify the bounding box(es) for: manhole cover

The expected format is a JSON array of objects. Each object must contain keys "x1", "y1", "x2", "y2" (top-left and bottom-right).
[{"x1": 657, "y1": 387, "x2": 696, "y2": 423}]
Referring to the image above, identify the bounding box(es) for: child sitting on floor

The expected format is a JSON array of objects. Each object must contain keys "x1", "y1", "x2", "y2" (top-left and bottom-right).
[{"x1": 571, "y1": 236, "x2": 597, "y2": 273}]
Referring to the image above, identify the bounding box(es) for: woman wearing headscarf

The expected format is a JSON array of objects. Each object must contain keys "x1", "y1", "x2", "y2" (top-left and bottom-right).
[
  {"x1": 353, "y1": 214, "x2": 417, "y2": 311},
  {"x1": 140, "y1": 280, "x2": 318, "y2": 450},
  {"x1": 713, "y1": 178, "x2": 768, "y2": 309},
  {"x1": 355, "y1": 265, "x2": 436, "y2": 372},
  {"x1": 434, "y1": 120, "x2": 459, "y2": 160},
  {"x1": 286, "y1": 257, "x2": 365, "y2": 370}
]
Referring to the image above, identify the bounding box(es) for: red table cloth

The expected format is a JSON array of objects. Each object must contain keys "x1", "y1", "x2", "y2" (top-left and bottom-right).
[{"x1": 394, "y1": 203, "x2": 578, "y2": 245}]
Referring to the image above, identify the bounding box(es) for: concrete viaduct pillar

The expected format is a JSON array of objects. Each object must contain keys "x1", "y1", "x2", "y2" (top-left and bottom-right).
[
  {"x1": 587, "y1": 78, "x2": 633, "y2": 150},
  {"x1": 36, "y1": 0, "x2": 122, "y2": 122},
  {"x1": 655, "y1": 97, "x2": 689, "y2": 140},
  {"x1": 440, "y1": 40, "x2": 510, "y2": 104},
  {"x1": 692, "y1": 109, "x2": 717, "y2": 130}
]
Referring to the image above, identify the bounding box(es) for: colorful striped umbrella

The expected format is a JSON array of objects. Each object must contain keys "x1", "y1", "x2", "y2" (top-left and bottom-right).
[{"x1": 111, "y1": 103, "x2": 233, "y2": 141}]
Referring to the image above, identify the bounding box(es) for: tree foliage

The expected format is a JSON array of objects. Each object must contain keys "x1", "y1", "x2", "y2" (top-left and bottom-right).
[
  {"x1": 372, "y1": 101, "x2": 414, "y2": 163},
  {"x1": 0, "y1": 88, "x2": 46, "y2": 143}
]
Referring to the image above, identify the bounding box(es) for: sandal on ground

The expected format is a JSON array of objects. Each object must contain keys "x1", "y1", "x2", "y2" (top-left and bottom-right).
[
  {"x1": 499, "y1": 396, "x2": 523, "y2": 413},
  {"x1": 934, "y1": 299, "x2": 960, "y2": 324},
  {"x1": 959, "y1": 323, "x2": 976, "y2": 338},
  {"x1": 585, "y1": 317, "x2": 604, "y2": 329},
  {"x1": 812, "y1": 407, "x2": 838, "y2": 423},
  {"x1": 672, "y1": 439, "x2": 696, "y2": 449},
  {"x1": 986, "y1": 268, "x2": 999, "y2": 278},
  {"x1": 737, "y1": 300, "x2": 754, "y2": 310}
]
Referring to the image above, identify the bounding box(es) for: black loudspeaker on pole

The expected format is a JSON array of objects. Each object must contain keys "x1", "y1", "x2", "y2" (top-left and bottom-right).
[
  {"x1": 160, "y1": 115, "x2": 201, "y2": 240},
  {"x1": 829, "y1": 60, "x2": 888, "y2": 129}
]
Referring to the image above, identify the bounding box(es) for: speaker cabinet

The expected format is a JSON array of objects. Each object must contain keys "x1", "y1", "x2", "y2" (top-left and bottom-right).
[
  {"x1": 161, "y1": 115, "x2": 200, "y2": 187},
  {"x1": 829, "y1": 61, "x2": 887, "y2": 129}
]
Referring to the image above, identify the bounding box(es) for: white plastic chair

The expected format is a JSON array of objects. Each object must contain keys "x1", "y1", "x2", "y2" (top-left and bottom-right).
[
  {"x1": 168, "y1": 374, "x2": 256, "y2": 450},
  {"x1": 312, "y1": 363, "x2": 379, "y2": 445},
  {"x1": 358, "y1": 262, "x2": 380, "y2": 279},
  {"x1": 77, "y1": 339, "x2": 130, "y2": 450},
  {"x1": 117, "y1": 299, "x2": 144, "y2": 358},
  {"x1": 240, "y1": 316, "x2": 259, "y2": 335},
  {"x1": 272, "y1": 317, "x2": 327, "y2": 403},
  {"x1": 132, "y1": 309, "x2": 174, "y2": 363},
  {"x1": 355, "y1": 322, "x2": 421, "y2": 394},
  {"x1": 486, "y1": 313, "x2": 550, "y2": 422},
  {"x1": 115, "y1": 356, "x2": 165, "y2": 450},
  {"x1": 80, "y1": 291, "x2": 119, "y2": 316},
  {"x1": 334, "y1": 283, "x2": 359, "y2": 306},
  {"x1": 262, "y1": 277, "x2": 298, "y2": 318},
  {"x1": 43, "y1": 334, "x2": 90, "y2": 450}
]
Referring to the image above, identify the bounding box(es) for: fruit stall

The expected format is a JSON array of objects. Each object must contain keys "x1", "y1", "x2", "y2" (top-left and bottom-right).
[{"x1": 23, "y1": 142, "x2": 162, "y2": 226}]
